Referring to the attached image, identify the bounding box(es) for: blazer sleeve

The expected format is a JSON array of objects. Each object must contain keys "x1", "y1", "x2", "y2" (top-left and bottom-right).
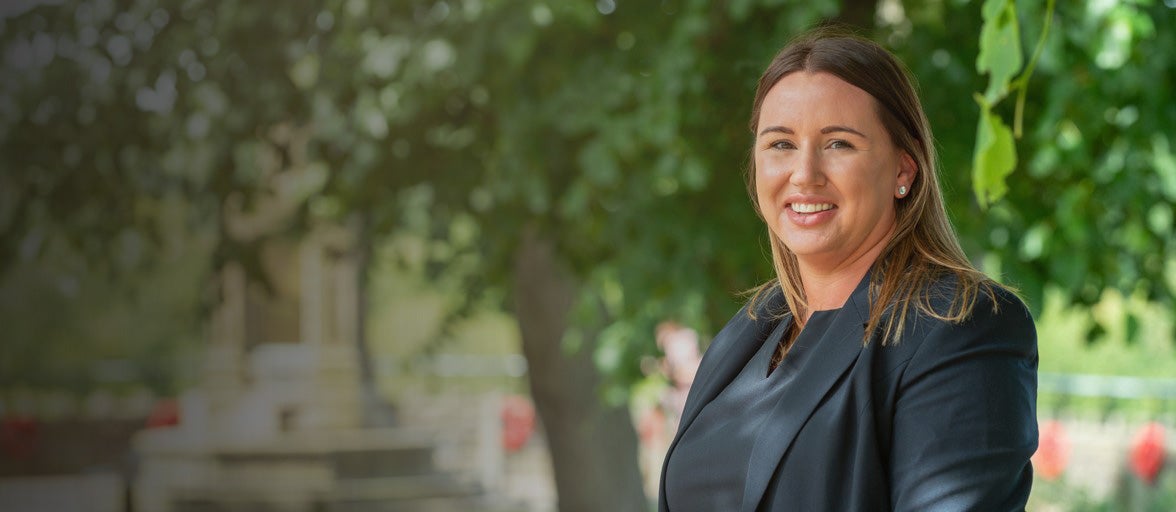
[{"x1": 888, "y1": 289, "x2": 1038, "y2": 511}]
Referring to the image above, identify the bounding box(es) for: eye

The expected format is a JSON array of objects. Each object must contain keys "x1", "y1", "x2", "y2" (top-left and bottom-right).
[
  {"x1": 827, "y1": 139, "x2": 854, "y2": 150},
  {"x1": 769, "y1": 140, "x2": 796, "y2": 150}
]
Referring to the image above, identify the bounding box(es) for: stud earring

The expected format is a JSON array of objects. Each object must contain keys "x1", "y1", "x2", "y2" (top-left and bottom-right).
[{"x1": 898, "y1": 185, "x2": 907, "y2": 196}]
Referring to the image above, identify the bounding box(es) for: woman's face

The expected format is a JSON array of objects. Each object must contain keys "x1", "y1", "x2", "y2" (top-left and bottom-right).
[{"x1": 754, "y1": 71, "x2": 915, "y2": 274}]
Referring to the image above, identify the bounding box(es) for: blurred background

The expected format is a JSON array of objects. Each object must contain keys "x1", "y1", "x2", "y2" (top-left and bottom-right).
[{"x1": 0, "y1": 0, "x2": 1174, "y2": 511}]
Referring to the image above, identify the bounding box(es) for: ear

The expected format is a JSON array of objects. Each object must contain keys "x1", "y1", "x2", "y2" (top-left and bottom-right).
[{"x1": 895, "y1": 152, "x2": 918, "y2": 198}]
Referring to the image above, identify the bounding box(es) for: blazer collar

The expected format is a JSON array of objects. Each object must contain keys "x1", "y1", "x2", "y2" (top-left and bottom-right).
[{"x1": 659, "y1": 274, "x2": 872, "y2": 512}]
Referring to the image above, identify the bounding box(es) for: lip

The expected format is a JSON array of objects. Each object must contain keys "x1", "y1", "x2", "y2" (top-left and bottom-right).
[{"x1": 781, "y1": 195, "x2": 838, "y2": 227}]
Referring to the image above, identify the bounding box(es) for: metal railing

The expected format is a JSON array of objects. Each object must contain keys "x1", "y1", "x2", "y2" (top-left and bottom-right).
[{"x1": 1038, "y1": 372, "x2": 1176, "y2": 400}]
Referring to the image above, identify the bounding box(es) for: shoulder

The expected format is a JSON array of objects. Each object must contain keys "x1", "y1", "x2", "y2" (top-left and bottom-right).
[
  {"x1": 915, "y1": 272, "x2": 1033, "y2": 329},
  {"x1": 885, "y1": 277, "x2": 1038, "y2": 511},
  {"x1": 904, "y1": 276, "x2": 1037, "y2": 369},
  {"x1": 938, "y1": 277, "x2": 1034, "y2": 337}
]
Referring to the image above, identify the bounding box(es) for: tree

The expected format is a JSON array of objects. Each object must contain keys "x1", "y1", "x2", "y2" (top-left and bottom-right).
[{"x1": 894, "y1": 0, "x2": 1175, "y2": 326}]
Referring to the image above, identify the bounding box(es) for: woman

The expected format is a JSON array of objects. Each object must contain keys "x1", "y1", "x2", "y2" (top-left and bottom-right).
[{"x1": 659, "y1": 30, "x2": 1037, "y2": 511}]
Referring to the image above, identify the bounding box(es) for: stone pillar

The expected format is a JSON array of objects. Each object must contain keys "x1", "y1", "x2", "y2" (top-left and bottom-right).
[
  {"x1": 302, "y1": 226, "x2": 362, "y2": 431},
  {"x1": 332, "y1": 243, "x2": 360, "y2": 347},
  {"x1": 203, "y1": 261, "x2": 248, "y2": 431},
  {"x1": 300, "y1": 233, "x2": 326, "y2": 347}
]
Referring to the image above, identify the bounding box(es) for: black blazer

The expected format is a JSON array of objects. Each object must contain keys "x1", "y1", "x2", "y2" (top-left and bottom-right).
[{"x1": 659, "y1": 274, "x2": 1038, "y2": 511}]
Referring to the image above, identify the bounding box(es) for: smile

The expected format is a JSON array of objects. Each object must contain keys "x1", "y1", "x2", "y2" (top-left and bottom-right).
[{"x1": 789, "y1": 203, "x2": 835, "y2": 213}]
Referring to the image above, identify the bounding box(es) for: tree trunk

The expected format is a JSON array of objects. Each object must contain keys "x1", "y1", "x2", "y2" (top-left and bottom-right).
[
  {"x1": 513, "y1": 228, "x2": 647, "y2": 512},
  {"x1": 354, "y1": 215, "x2": 397, "y2": 427}
]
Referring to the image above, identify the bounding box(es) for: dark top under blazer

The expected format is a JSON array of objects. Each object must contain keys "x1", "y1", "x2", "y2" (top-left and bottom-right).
[{"x1": 658, "y1": 274, "x2": 1038, "y2": 511}]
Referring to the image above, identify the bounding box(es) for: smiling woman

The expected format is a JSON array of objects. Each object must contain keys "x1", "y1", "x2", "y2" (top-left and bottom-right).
[{"x1": 658, "y1": 28, "x2": 1039, "y2": 512}]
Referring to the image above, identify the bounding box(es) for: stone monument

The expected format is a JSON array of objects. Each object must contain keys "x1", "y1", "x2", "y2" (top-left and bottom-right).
[{"x1": 131, "y1": 224, "x2": 517, "y2": 511}]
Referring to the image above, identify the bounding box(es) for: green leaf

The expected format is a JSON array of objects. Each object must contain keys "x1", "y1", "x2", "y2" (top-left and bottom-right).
[
  {"x1": 977, "y1": 0, "x2": 1023, "y2": 103},
  {"x1": 972, "y1": 101, "x2": 1017, "y2": 207},
  {"x1": 1152, "y1": 134, "x2": 1176, "y2": 201},
  {"x1": 1125, "y1": 311, "x2": 1140, "y2": 345}
]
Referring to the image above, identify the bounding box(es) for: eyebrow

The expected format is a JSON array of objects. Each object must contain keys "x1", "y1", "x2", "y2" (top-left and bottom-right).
[{"x1": 757, "y1": 125, "x2": 868, "y2": 138}]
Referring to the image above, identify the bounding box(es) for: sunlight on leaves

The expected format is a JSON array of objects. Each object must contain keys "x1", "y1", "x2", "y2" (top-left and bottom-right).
[{"x1": 288, "y1": 53, "x2": 319, "y2": 90}]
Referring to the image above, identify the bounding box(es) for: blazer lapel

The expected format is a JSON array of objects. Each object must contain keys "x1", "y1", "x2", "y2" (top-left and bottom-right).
[{"x1": 738, "y1": 276, "x2": 871, "y2": 512}]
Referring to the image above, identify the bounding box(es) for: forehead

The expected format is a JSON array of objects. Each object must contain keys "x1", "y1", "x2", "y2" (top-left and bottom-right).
[{"x1": 757, "y1": 71, "x2": 881, "y2": 130}]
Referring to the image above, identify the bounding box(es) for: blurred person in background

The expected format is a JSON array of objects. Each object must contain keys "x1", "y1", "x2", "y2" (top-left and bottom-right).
[
  {"x1": 637, "y1": 322, "x2": 704, "y2": 499},
  {"x1": 655, "y1": 321, "x2": 702, "y2": 428},
  {"x1": 659, "y1": 29, "x2": 1038, "y2": 511}
]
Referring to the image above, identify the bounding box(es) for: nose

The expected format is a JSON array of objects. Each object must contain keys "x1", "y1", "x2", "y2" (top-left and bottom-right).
[{"x1": 789, "y1": 146, "x2": 825, "y2": 187}]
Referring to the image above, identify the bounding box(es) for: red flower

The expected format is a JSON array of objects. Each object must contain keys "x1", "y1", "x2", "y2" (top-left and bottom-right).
[
  {"x1": 501, "y1": 394, "x2": 536, "y2": 453},
  {"x1": 1129, "y1": 422, "x2": 1165, "y2": 485},
  {"x1": 146, "y1": 398, "x2": 180, "y2": 428},
  {"x1": 0, "y1": 416, "x2": 40, "y2": 460},
  {"x1": 1032, "y1": 419, "x2": 1069, "y2": 480}
]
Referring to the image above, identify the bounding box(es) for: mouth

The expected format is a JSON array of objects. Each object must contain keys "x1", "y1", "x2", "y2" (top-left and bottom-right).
[{"x1": 787, "y1": 202, "x2": 836, "y2": 214}]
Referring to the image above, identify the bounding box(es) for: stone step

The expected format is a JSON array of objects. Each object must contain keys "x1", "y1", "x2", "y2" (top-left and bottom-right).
[
  {"x1": 320, "y1": 496, "x2": 527, "y2": 512},
  {"x1": 331, "y1": 448, "x2": 436, "y2": 478},
  {"x1": 172, "y1": 495, "x2": 523, "y2": 512},
  {"x1": 172, "y1": 473, "x2": 507, "y2": 512},
  {"x1": 207, "y1": 446, "x2": 438, "y2": 478},
  {"x1": 206, "y1": 429, "x2": 443, "y2": 478},
  {"x1": 321, "y1": 474, "x2": 482, "y2": 501}
]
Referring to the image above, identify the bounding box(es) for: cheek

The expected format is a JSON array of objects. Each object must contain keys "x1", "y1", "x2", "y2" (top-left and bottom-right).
[
  {"x1": 754, "y1": 175, "x2": 777, "y2": 215},
  {"x1": 756, "y1": 153, "x2": 786, "y2": 179},
  {"x1": 865, "y1": 187, "x2": 896, "y2": 219},
  {"x1": 755, "y1": 158, "x2": 784, "y2": 203}
]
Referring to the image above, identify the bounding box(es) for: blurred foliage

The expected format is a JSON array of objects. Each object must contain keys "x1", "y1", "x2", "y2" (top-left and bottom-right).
[
  {"x1": 1036, "y1": 286, "x2": 1176, "y2": 421},
  {"x1": 1, "y1": 0, "x2": 1174, "y2": 393},
  {"x1": 1040, "y1": 288, "x2": 1176, "y2": 379},
  {"x1": 891, "y1": 0, "x2": 1175, "y2": 321},
  {"x1": 0, "y1": 197, "x2": 210, "y2": 394},
  {"x1": 1031, "y1": 465, "x2": 1176, "y2": 512}
]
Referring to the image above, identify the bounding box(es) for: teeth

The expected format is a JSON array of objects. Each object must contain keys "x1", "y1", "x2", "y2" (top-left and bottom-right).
[{"x1": 790, "y1": 203, "x2": 834, "y2": 213}]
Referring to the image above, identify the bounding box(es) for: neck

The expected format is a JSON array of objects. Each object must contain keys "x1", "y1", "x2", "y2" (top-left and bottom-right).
[
  {"x1": 797, "y1": 265, "x2": 868, "y2": 314},
  {"x1": 795, "y1": 226, "x2": 894, "y2": 324}
]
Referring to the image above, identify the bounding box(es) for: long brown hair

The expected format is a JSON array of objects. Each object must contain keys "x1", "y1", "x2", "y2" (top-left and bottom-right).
[{"x1": 745, "y1": 27, "x2": 1003, "y2": 345}]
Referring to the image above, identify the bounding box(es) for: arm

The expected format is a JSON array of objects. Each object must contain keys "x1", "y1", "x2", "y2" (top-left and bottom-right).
[{"x1": 889, "y1": 290, "x2": 1038, "y2": 511}]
